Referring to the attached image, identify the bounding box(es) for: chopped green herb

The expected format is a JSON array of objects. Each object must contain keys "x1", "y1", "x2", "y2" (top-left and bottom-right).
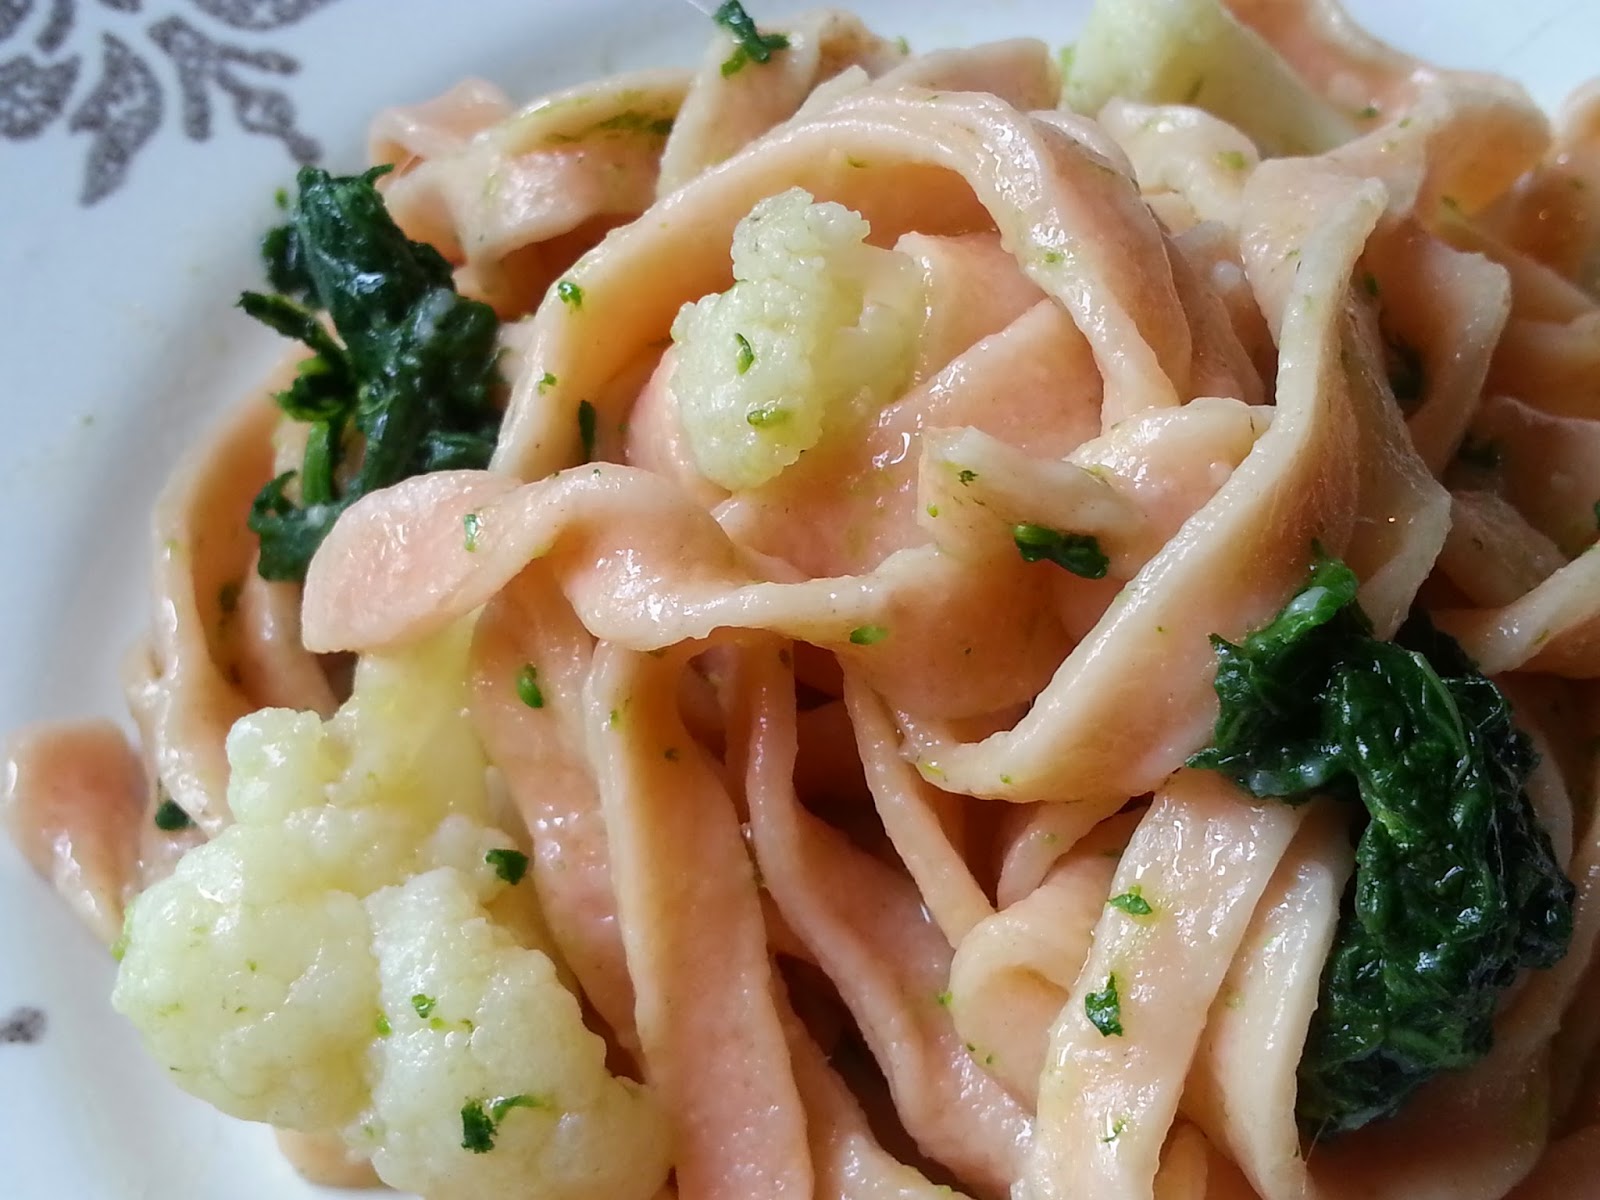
[
  {"x1": 846, "y1": 155, "x2": 868, "y2": 168},
  {"x1": 1042, "y1": 248, "x2": 1065, "y2": 265},
  {"x1": 556, "y1": 279, "x2": 584, "y2": 309},
  {"x1": 410, "y1": 993, "x2": 437, "y2": 1019},
  {"x1": 375, "y1": 1013, "x2": 392, "y2": 1037},
  {"x1": 537, "y1": 371, "x2": 557, "y2": 394},
  {"x1": 515, "y1": 664, "x2": 545, "y2": 710},
  {"x1": 713, "y1": 0, "x2": 790, "y2": 77},
  {"x1": 1101, "y1": 1116, "x2": 1128, "y2": 1144},
  {"x1": 578, "y1": 400, "x2": 597, "y2": 460},
  {"x1": 242, "y1": 166, "x2": 502, "y2": 581},
  {"x1": 733, "y1": 332, "x2": 755, "y2": 374},
  {"x1": 460, "y1": 1094, "x2": 545, "y2": 1153},
  {"x1": 1107, "y1": 887, "x2": 1153, "y2": 917},
  {"x1": 463, "y1": 511, "x2": 483, "y2": 552},
  {"x1": 746, "y1": 403, "x2": 789, "y2": 428},
  {"x1": 1012, "y1": 524, "x2": 1110, "y2": 579},
  {"x1": 1359, "y1": 104, "x2": 1381, "y2": 119},
  {"x1": 1361, "y1": 271, "x2": 1380, "y2": 298},
  {"x1": 935, "y1": 990, "x2": 952, "y2": 1008},
  {"x1": 1085, "y1": 973, "x2": 1123, "y2": 1037},
  {"x1": 1216, "y1": 149, "x2": 1248, "y2": 171},
  {"x1": 926, "y1": 504, "x2": 940, "y2": 518},
  {"x1": 486, "y1": 848, "x2": 529, "y2": 884},
  {"x1": 1456, "y1": 435, "x2": 1503, "y2": 470},
  {"x1": 1188, "y1": 552, "x2": 1574, "y2": 1135},
  {"x1": 957, "y1": 469, "x2": 977, "y2": 485},
  {"x1": 154, "y1": 798, "x2": 194, "y2": 831},
  {"x1": 849, "y1": 625, "x2": 888, "y2": 646}
]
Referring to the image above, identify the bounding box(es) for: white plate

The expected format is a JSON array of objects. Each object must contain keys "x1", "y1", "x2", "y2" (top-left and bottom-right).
[{"x1": 1, "y1": 1, "x2": 1595, "y2": 1194}]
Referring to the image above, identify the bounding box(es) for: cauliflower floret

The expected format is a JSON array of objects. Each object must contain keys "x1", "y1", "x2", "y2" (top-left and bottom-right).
[
  {"x1": 670, "y1": 187, "x2": 924, "y2": 490},
  {"x1": 359, "y1": 870, "x2": 669, "y2": 1200},
  {"x1": 112, "y1": 624, "x2": 670, "y2": 1200}
]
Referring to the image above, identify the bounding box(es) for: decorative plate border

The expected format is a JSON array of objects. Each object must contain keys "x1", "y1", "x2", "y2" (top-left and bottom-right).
[{"x1": 1, "y1": 0, "x2": 344, "y2": 204}]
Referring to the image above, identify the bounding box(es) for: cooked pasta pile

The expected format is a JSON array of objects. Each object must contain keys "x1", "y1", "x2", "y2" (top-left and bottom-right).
[{"x1": 6, "y1": 1, "x2": 1600, "y2": 1198}]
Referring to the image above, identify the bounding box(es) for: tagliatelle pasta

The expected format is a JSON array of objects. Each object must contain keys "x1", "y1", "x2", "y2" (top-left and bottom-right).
[{"x1": 5, "y1": 2, "x2": 1600, "y2": 1198}]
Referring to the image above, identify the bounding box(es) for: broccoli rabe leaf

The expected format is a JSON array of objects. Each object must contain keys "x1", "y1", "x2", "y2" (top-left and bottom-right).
[
  {"x1": 1189, "y1": 553, "x2": 1574, "y2": 1135},
  {"x1": 241, "y1": 166, "x2": 503, "y2": 582}
]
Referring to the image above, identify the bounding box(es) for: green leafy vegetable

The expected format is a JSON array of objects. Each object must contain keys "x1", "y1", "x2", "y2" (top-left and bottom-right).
[
  {"x1": 1085, "y1": 973, "x2": 1123, "y2": 1037},
  {"x1": 1189, "y1": 553, "x2": 1574, "y2": 1135},
  {"x1": 515, "y1": 664, "x2": 545, "y2": 710},
  {"x1": 485, "y1": 848, "x2": 529, "y2": 885},
  {"x1": 1107, "y1": 887, "x2": 1153, "y2": 917},
  {"x1": 712, "y1": 0, "x2": 790, "y2": 76},
  {"x1": 410, "y1": 993, "x2": 437, "y2": 1019},
  {"x1": 1012, "y1": 524, "x2": 1110, "y2": 579},
  {"x1": 556, "y1": 279, "x2": 584, "y2": 309},
  {"x1": 241, "y1": 166, "x2": 503, "y2": 582},
  {"x1": 153, "y1": 797, "x2": 194, "y2": 831},
  {"x1": 734, "y1": 332, "x2": 755, "y2": 374},
  {"x1": 460, "y1": 1094, "x2": 545, "y2": 1153}
]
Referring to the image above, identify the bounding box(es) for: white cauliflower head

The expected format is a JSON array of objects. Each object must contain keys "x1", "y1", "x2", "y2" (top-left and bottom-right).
[
  {"x1": 360, "y1": 870, "x2": 668, "y2": 1200},
  {"x1": 669, "y1": 187, "x2": 924, "y2": 490},
  {"x1": 111, "y1": 623, "x2": 670, "y2": 1200}
]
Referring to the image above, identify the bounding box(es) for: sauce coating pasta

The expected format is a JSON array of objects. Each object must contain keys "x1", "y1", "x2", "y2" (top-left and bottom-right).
[{"x1": 5, "y1": 2, "x2": 1600, "y2": 1198}]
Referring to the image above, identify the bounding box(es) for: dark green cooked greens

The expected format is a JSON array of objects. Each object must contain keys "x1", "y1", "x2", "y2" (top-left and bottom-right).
[
  {"x1": 1189, "y1": 553, "x2": 1574, "y2": 1136},
  {"x1": 240, "y1": 165, "x2": 503, "y2": 581}
]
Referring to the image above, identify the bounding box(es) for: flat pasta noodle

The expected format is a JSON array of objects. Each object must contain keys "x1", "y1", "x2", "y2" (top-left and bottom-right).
[{"x1": 6, "y1": 4, "x2": 1600, "y2": 1200}]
